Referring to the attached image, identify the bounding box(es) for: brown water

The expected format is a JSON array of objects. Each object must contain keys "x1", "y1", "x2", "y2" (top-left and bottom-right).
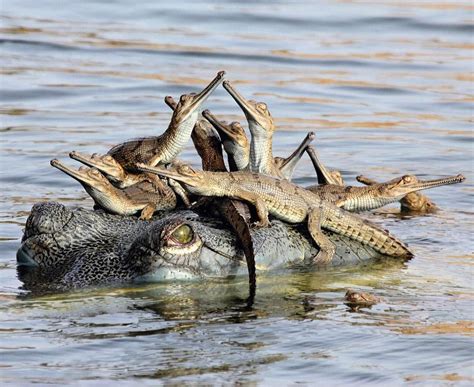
[{"x1": 1, "y1": 0, "x2": 473, "y2": 385}]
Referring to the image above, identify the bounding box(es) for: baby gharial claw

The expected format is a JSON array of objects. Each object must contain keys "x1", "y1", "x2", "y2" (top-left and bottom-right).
[{"x1": 251, "y1": 219, "x2": 271, "y2": 228}]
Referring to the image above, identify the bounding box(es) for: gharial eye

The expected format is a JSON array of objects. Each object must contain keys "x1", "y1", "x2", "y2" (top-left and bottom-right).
[
  {"x1": 178, "y1": 164, "x2": 193, "y2": 174},
  {"x1": 171, "y1": 224, "x2": 194, "y2": 244},
  {"x1": 256, "y1": 102, "x2": 267, "y2": 111},
  {"x1": 402, "y1": 175, "x2": 413, "y2": 183},
  {"x1": 91, "y1": 169, "x2": 100, "y2": 175},
  {"x1": 180, "y1": 95, "x2": 187, "y2": 103}
]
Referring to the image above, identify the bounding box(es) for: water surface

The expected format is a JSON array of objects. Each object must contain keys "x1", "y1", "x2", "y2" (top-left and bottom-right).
[{"x1": 1, "y1": 0, "x2": 473, "y2": 385}]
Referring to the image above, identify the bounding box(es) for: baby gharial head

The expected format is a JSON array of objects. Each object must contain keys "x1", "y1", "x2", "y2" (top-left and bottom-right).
[
  {"x1": 221, "y1": 121, "x2": 249, "y2": 153},
  {"x1": 222, "y1": 80, "x2": 274, "y2": 132},
  {"x1": 171, "y1": 71, "x2": 225, "y2": 124},
  {"x1": 193, "y1": 119, "x2": 220, "y2": 145},
  {"x1": 401, "y1": 192, "x2": 437, "y2": 213},
  {"x1": 68, "y1": 151, "x2": 126, "y2": 182},
  {"x1": 79, "y1": 167, "x2": 111, "y2": 187},
  {"x1": 201, "y1": 109, "x2": 249, "y2": 154},
  {"x1": 69, "y1": 151, "x2": 118, "y2": 169},
  {"x1": 50, "y1": 159, "x2": 112, "y2": 191},
  {"x1": 136, "y1": 162, "x2": 207, "y2": 192},
  {"x1": 93, "y1": 154, "x2": 120, "y2": 169},
  {"x1": 381, "y1": 173, "x2": 466, "y2": 199},
  {"x1": 329, "y1": 170, "x2": 345, "y2": 186}
]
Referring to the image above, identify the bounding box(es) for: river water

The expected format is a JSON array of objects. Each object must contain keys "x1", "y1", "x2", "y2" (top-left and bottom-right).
[{"x1": 1, "y1": 0, "x2": 473, "y2": 385}]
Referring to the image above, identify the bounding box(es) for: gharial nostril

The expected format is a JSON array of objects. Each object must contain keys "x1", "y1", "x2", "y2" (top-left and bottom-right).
[{"x1": 16, "y1": 245, "x2": 39, "y2": 267}]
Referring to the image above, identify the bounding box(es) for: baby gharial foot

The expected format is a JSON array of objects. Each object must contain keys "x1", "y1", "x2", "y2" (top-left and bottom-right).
[
  {"x1": 307, "y1": 207, "x2": 336, "y2": 265},
  {"x1": 139, "y1": 203, "x2": 156, "y2": 220},
  {"x1": 251, "y1": 218, "x2": 271, "y2": 228},
  {"x1": 145, "y1": 173, "x2": 171, "y2": 196}
]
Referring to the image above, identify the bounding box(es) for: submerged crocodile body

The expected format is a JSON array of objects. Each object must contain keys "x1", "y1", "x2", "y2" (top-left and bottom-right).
[{"x1": 17, "y1": 202, "x2": 399, "y2": 292}]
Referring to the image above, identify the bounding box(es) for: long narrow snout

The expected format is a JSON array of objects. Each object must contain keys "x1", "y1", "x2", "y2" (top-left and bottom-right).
[
  {"x1": 136, "y1": 163, "x2": 195, "y2": 186},
  {"x1": 222, "y1": 80, "x2": 256, "y2": 118},
  {"x1": 411, "y1": 174, "x2": 465, "y2": 192},
  {"x1": 188, "y1": 71, "x2": 226, "y2": 111}
]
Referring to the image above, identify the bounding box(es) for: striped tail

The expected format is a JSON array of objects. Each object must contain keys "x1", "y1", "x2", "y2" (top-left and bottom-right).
[{"x1": 320, "y1": 205, "x2": 413, "y2": 258}]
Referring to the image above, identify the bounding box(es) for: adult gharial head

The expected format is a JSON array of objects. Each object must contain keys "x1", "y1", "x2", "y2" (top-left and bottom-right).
[{"x1": 17, "y1": 202, "x2": 243, "y2": 291}]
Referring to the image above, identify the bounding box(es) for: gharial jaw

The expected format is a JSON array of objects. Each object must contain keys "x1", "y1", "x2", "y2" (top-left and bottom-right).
[
  {"x1": 378, "y1": 174, "x2": 466, "y2": 200},
  {"x1": 340, "y1": 174, "x2": 466, "y2": 212},
  {"x1": 276, "y1": 132, "x2": 315, "y2": 180},
  {"x1": 171, "y1": 71, "x2": 226, "y2": 124},
  {"x1": 51, "y1": 159, "x2": 146, "y2": 215},
  {"x1": 69, "y1": 150, "x2": 148, "y2": 188},
  {"x1": 306, "y1": 145, "x2": 344, "y2": 186},
  {"x1": 51, "y1": 159, "x2": 113, "y2": 192},
  {"x1": 222, "y1": 80, "x2": 274, "y2": 135}
]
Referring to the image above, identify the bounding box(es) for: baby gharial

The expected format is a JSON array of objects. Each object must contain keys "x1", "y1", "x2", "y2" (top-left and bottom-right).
[{"x1": 137, "y1": 163, "x2": 413, "y2": 265}]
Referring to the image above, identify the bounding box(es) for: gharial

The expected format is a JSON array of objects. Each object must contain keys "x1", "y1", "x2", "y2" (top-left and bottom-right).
[
  {"x1": 17, "y1": 202, "x2": 389, "y2": 292},
  {"x1": 69, "y1": 71, "x2": 225, "y2": 188},
  {"x1": 17, "y1": 72, "x2": 467, "y2": 293},
  {"x1": 137, "y1": 163, "x2": 413, "y2": 264}
]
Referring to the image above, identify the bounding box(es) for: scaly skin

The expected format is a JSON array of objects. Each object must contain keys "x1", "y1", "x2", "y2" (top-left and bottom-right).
[
  {"x1": 222, "y1": 80, "x2": 284, "y2": 178},
  {"x1": 306, "y1": 144, "x2": 344, "y2": 186},
  {"x1": 137, "y1": 164, "x2": 413, "y2": 264},
  {"x1": 356, "y1": 175, "x2": 439, "y2": 213},
  {"x1": 70, "y1": 71, "x2": 225, "y2": 188},
  {"x1": 308, "y1": 174, "x2": 465, "y2": 212},
  {"x1": 164, "y1": 96, "x2": 227, "y2": 172},
  {"x1": 17, "y1": 202, "x2": 389, "y2": 292},
  {"x1": 50, "y1": 159, "x2": 176, "y2": 219}
]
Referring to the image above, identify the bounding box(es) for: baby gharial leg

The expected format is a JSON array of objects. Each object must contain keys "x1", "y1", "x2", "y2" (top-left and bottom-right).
[
  {"x1": 139, "y1": 203, "x2": 157, "y2": 220},
  {"x1": 234, "y1": 190, "x2": 270, "y2": 228},
  {"x1": 144, "y1": 173, "x2": 171, "y2": 196},
  {"x1": 168, "y1": 179, "x2": 192, "y2": 208},
  {"x1": 307, "y1": 206, "x2": 336, "y2": 264}
]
